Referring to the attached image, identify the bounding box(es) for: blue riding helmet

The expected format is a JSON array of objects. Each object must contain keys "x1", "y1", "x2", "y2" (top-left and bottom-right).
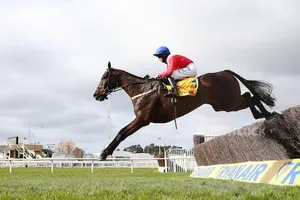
[{"x1": 153, "y1": 46, "x2": 171, "y2": 56}]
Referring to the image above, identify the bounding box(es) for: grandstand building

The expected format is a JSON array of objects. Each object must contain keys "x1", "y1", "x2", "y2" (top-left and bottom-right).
[{"x1": 0, "y1": 137, "x2": 43, "y2": 159}]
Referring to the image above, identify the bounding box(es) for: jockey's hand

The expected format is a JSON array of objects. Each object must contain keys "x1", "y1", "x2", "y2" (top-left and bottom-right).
[{"x1": 154, "y1": 74, "x2": 160, "y2": 79}]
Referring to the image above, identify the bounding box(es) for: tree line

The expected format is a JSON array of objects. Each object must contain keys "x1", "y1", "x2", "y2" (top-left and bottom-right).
[
  {"x1": 43, "y1": 141, "x2": 183, "y2": 158},
  {"x1": 122, "y1": 143, "x2": 183, "y2": 155}
]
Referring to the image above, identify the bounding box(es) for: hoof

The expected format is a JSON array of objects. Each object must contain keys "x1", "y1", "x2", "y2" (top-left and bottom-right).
[
  {"x1": 99, "y1": 157, "x2": 106, "y2": 161},
  {"x1": 99, "y1": 153, "x2": 108, "y2": 161},
  {"x1": 265, "y1": 111, "x2": 280, "y2": 120},
  {"x1": 271, "y1": 111, "x2": 280, "y2": 116}
]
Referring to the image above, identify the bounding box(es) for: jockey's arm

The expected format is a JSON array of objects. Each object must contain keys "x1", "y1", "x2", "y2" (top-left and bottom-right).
[{"x1": 158, "y1": 57, "x2": 177, "y2": 78}]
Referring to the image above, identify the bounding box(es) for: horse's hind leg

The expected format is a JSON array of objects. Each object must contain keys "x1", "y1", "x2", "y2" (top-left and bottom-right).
[
  {"x1": 251, "y1": 96, "x2": 273, "y2": 119},
  {"x1": 230, "y1": 92, "x2": 264, "y2": 119},
  {"x1": 249, "y1": 106, "x2": 264, "y2": 119},
  {"x1": 240, "y1": 92, "x2": 265, "y2": 119},
  {"x1": 233, "y1": 92, "x2": 274, "y2": 119}
]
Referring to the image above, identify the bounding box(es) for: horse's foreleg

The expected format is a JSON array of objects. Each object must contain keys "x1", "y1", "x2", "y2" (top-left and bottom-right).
[{"x1": 100, "y1": 116, "x2": 149, "y2": 160}]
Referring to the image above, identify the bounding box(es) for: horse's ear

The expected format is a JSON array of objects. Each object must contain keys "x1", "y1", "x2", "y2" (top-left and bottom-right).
[
  {"x1": 108, "y1": 61, "x2": 111, "y2": 69},
  {"x1": 143, "y1": 75, "x2": 150, "y2": 79}
]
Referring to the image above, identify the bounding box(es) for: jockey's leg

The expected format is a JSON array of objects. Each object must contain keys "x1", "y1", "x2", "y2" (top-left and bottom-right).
[
  {"x1": 164, "y1": 77, "x2": 179, "y2": 98},
  {"x1": 172, "y1": 63, "x2": 198, "y2": 79},
  {"x1": 165, "y1": 63, "x2": 198, "y2": 98}
]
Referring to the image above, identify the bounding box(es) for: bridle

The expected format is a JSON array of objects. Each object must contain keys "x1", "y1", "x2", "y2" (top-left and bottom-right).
[{"x1": 100, "y1": 69, "x2": 119, "y2": 96}]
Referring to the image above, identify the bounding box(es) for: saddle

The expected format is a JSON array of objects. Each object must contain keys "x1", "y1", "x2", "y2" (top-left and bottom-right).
[{"x1": 164, "y1": 77, "x2": 199, "y2": 97}]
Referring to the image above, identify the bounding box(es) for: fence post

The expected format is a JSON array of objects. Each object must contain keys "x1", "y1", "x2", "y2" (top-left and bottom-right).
[
  {"x1": 164, "y1": 150, "x2": 168, "y2": 172},
  {"x1": 51, "y1": 159, "x2": 54, "y2": 173},
  {"x1": 9, "y1": 160, "x2": 12, "y2": 174},
  {"x1": 91, "y1": 160, "x2": 94, "y2": 173},
  {"x1": 130, "y1": 158, "x2": 133, "y2": 173},
  {"x1": 173, "y1": 158, "x2": 176, "y2": 173},
  {"x1": 184, "y1": 153, "x2": 187, "y2": 172}
]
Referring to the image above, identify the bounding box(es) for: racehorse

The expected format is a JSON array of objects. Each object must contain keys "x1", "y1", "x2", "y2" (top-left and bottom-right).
[{"x1": 93, "y1": 62, "x2": 276, "y2": 160}]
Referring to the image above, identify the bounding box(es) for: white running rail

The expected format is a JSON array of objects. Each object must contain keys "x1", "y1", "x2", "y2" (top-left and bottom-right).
[
  {"x1": 165, "y1": 148, "x2": 196, "y2": 172},
  {"x1": 0, "y1": 157, "x2": 196, "y2": 174}
]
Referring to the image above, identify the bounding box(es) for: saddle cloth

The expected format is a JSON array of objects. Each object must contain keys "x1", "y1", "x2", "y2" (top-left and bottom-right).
[{"x1": 165, "y1": 77, "x2": 199, "y2": 97}]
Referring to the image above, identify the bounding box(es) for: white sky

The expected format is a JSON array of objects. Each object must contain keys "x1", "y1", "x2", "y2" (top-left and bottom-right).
[{"x1": 0, "y1": 0, "x2": 299, "y2": 153}]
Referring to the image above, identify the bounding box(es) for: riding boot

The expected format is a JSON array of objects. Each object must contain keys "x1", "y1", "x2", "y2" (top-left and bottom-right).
[{"x1": 164, "y1": 77, "x2": 179, "y2": 98}]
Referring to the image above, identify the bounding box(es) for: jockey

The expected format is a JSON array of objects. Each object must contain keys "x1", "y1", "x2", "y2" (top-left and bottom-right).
[{"x1": 153, "y1": 46, "x2": 198, "y2": 97}]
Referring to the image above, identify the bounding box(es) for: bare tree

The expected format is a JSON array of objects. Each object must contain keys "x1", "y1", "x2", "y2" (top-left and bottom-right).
[
  {"x1": 56, "y1": 140, "x2": 76, "y2": 155},
  {"x1": 73, "y1": 147, "x2": 85, "y2": 158}
]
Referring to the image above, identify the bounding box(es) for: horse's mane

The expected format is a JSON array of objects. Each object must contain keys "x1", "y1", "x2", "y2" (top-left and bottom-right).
[{"x1": 112, "y1": 68, "x2": 160, "y2": 83}]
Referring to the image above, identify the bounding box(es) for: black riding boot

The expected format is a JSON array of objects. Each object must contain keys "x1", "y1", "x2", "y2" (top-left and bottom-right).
[{"x1": 164, "y1": 77, "x2": 179, "y2": 98}]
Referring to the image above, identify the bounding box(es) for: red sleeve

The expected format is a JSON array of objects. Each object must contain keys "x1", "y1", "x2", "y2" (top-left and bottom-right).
[{"x1": 158, "y1": 56, "x2": 177, "y2": 78}]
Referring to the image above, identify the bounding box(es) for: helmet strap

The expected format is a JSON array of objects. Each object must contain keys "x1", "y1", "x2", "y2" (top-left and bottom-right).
[{"x1": 162, "y1": 54, "x2": 168, "y2": 63}]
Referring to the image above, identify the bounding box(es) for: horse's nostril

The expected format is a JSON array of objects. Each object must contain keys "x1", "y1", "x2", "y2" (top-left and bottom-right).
[{"x1": 93, "y1": 93, "x2": 96, "y2": 98}]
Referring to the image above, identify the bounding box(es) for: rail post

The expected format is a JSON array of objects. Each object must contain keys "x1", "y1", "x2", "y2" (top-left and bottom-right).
[
  {"x1": 91, "y1": 160, "x2": 94, "y2": 173},
  {"x1": 9, "y1": 160, "x2": 12, "y2": 173},
  {"x1": 130, "y1": 158, "x2": 134, "y2": 173},
  {"x1": 51, "y1": 159, "x2": 54, "y2": 173}
]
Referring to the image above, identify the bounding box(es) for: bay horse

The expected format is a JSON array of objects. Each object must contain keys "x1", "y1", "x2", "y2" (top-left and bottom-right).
[{"x1": 93, "y1": 62, "x2": 276, "y2": 160}]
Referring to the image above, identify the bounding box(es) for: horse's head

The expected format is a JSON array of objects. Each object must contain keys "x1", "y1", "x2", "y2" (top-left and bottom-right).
[{"x1": 93, "y1": 62, "x2": 120, "y2": 101}]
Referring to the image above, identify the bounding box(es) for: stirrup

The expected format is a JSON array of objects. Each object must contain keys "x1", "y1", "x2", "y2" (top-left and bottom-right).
[{"x1": 164, "y1": 92, "x2": 179, "y2": 98}]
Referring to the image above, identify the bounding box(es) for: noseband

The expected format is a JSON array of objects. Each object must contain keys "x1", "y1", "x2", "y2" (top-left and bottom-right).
[{"x1": 98, "y1": 70, "x2": 121, "y2": 97}]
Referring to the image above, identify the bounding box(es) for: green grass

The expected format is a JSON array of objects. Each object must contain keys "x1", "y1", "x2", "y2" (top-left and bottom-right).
[{"x1": 0, "y1": 168, "x2": 300, "y2": 200}]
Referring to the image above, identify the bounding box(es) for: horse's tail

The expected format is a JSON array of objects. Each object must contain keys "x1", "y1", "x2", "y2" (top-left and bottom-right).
[{"x1": 224, "y1": 70, "x2": 276, "y2": 107}]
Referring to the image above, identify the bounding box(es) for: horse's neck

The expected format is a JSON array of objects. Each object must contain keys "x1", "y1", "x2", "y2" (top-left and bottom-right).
[{"x1": 118, "y1": 70, "x2": 147, "y2": 97}]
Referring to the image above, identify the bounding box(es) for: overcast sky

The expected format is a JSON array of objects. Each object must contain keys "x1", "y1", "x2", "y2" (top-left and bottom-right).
[{"x1": 0, "y1": 0, "x2": 299, "y2": 153}]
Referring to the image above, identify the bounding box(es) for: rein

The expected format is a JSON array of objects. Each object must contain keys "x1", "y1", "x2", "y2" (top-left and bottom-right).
[
  {"x1": 103, "y1": 79, "x2": 155, "y2": 96},
  {"x1": 101, "y1": 69, "x2": 149, "y2": 95},
  {"x1": 102, "y1": 72, "x2": 178, "y2": 129}
]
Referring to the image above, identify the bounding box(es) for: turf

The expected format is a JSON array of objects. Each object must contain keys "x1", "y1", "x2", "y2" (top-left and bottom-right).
[{"x1": 0, "y1": 168, "x2": 300, "y2": 200}]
